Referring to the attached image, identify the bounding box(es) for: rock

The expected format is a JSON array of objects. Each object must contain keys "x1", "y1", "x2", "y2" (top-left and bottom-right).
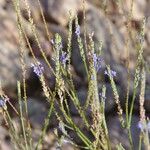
[
  {"x1": 32, "y1": 128, "x2": 78, "y2": 149},
  {"x1": 69, "y1": 88, "x2": 87, "y2": 115},
  {"x1": 20, "y1": 0, "x2": 82, "y2": 26},
  {"x1": 87, "y1": 0, "x2": 101, "y2": 7},
  {"x1": 21, "y1": 97, "x2": 58, "y2": 128},
  {"x1": 145, "y1": 1, "x2": 150, "y2": 19},
  {"x1": 144, "y1": 88, "x2": 150, "y2": 114},
  {"x1": 71, "y1": 34, "x2": 87, "y2": 79},
  {"x1": 107, "y1": 115, "x2": 145, "y2": 150},
  {"x1": 32, "y1": 129, "x2": 56, "y2": 149},
  {"x1": 21, "y1": 98, "x2": 47, "y2": 129},
  {"x1": 68, "y1": 117, "x2": 92, "y2": 145},
  {"x1": 20, "y1": 0, "x2": 42, "y2": 23},
  {"x1": 0, "y1": 0, "x2": 5, "y2": 6},
  {"x1": 85, "y1": 4, "x2": 125, "y2": 65},
  {"x1": 61, "y1": 142, "x2": 78, "y2": 150},
  {"x1": 70, "y1": 83, "x2": 117, "y2": 116},
  {"x1": 0, "y1": 7, "x2": 30, "y2": 97},
  {"x1": 41, "y1": 0, "x2": 82, "y2": 26},
  {"x1": 125, "y1": 0, "x2": 146, "y2": 20},
  {"x1": 0, "y1": 126, "x2": 13, "y2": 150},
  {"x1": 71, "y1": 3, "x2": 127, "y2": 78},
  {"x1": 99, "y1": 83, "x2": 116, "y2": 112},
  {"x1": 32, "y1": 23, "x2": 68, "y2": 58}
]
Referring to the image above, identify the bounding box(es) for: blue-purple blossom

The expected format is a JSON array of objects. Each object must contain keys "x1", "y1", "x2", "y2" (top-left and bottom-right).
[
  {"x1": 137, "y1": 121, "x2": 150, "y2": 132},
  {"x1": 104, "y1": 69, "x2": 117, "y2": 78},
  {"x1": 138, "y1": 121, "x2": 145, "y2": 131},
  {"x1": 60, "y1": 51, "x2": 68, "y2": 66},
  {"x1": 93, "y1": 53, "x2": 103, "y2": 72},
  {"x1": 0, "y1": 99, "x2": 6, "y2": 107},
  {"x1": 75, "y1": 25, "x2": 80, "y2": 36},
  {"x1": 31, "y1": 61, "x2": 44, "y2": 77}
]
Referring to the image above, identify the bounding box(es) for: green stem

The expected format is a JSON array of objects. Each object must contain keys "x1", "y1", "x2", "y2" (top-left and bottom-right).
[
  {"x1": 127, "y1": 128, "x2": 134, "y2": 150},
  {"x1": 138, "y1": 134, "x2": 142, "y2": 150},
  {"x1": 35, "y1": 99, "x2": 54, "y2": 150},
  {"x1": 60, "y1": 104, "x2": 92, "y2": 149},
  {"x1": 17, "y1": 81, "x2": 29, "y2": 150}
]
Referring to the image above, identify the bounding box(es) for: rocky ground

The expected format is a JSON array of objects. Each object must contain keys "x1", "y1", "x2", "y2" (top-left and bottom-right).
[{"x1": 0, "y1": 0, "x2": 150, "y2": 149}]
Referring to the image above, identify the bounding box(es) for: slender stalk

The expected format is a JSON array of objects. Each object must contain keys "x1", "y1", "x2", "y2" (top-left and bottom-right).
[
  {"x1": 37, "y1": 0, "x2": 52, "y2": 41},
  {"x1": 128, "y1": 129, "x2": 134, "y2": 150},
  {"x1": 138, "y1": 134, "x2": 142, "y2": 150},
  {"x1": 17, "y1": 81, "x2": 29, "y2": 150},
  {"x1": 35, "y1": 99, "x2": 54, "y2": 150}
]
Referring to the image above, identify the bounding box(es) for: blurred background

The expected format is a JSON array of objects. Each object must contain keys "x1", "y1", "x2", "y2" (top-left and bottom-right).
[{"x1": 0, "y1": 0, "x2": 150, "y2": 149}]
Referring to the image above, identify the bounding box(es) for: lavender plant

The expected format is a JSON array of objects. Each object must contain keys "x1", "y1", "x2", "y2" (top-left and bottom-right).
[{"x1": 0, "y1": 0, "x2": 149, "y2": 150}]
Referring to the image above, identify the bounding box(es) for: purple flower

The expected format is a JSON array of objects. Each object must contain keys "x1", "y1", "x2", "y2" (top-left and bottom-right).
[
  {"x1": 104, "y1": 69, "x2": 116, "y2": 78},
  {"x1": 75, "y1": 25, "x2": 80, "y2": 36},
  {"x1": 60, "y1": 51, "x2": 68, "y2": 66},
  {"x1": 93, "y1": 53, "x2": 103, "y2": 72},
  {"x1": 138, "y1": 121, "x2": 145, "y2": 131},
  {"x1": 31, "y1": 61, "x2": 44, "y2": 77},
  {"x1": 138, "y1": 121, "x2": 150, "y2": 132},
  {"x1": 0, "y1": 99, "x2": 6, "y2": 107}
]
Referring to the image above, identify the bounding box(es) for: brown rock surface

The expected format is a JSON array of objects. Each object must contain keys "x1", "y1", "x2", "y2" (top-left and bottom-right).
[{"x1": 0, "y1": 6, "x2": 21, "y2": 95}]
